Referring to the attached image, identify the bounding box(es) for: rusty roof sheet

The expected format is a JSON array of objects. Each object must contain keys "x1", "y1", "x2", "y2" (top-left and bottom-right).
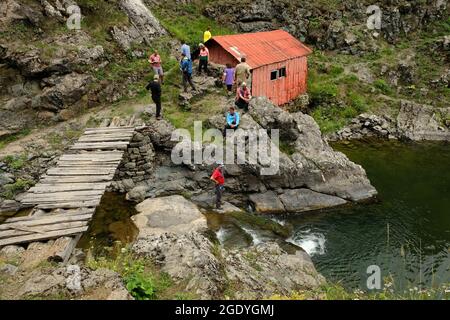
[{"x1": 210, "y1": 30, "x2": 313, "y2": 69}]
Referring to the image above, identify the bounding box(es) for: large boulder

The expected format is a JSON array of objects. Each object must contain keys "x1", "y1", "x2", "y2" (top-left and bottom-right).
[
  {"x1": 249, "y1": 191, "x2": 285, "y2": 214},
  {"x1": 132, "y1": 195, "x2": 207, "y2": 237},
  {"x1": 396, "y1": 100, "x2": 450, "y2": 141},
  {"x1": 248, "y1": 97, "x2": 377, "y2": 201},
  {"x1": 279, "y1": 189, "x2": 347, "y2": 212}
]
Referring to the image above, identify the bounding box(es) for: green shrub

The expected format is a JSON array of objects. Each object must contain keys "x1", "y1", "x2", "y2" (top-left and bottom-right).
[
  {"x1": 308, "y1": 83, "x2": 338, "y2": 106},
  {"x1": 2, "y1": 178, "x2": 34, "y2": 199},
  {"x1": 125, "y1": 273, "x2": 157, "y2": 300},
  {"x1": 329, "y1": 65, "x2": 344, "y2": 76},
  {"x1": 374, "y1": 79, "x2": 393, "y2": 95},
  {"x1": 348, "y1": 92, "x2": 368, "y2": 113},
  {"x1": 86, "y1": 245, "x2": 173, "y2": 300}
]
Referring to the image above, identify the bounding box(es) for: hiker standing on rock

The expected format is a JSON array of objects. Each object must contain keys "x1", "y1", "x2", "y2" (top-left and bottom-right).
[
  {"x1": 235, "y1": 57, "x2": 251, "y2": 87},
  {"x1": 180, "y1": 53, "x2": 196, "y2": 92},
  {"x1": 146, "y1": 74, "x2": 162, "y2": 120},
  {"x1": 149, "y1": 50, "x2": 164, "y2": 84},
  {"x1": 198, "y1": 43, "x2": 209, "y2": 74},
  {"x1": 210, "y1": 163, "x2": 225, "y2": 210}
]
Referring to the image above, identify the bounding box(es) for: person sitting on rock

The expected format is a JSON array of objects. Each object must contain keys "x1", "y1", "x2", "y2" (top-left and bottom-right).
[
  {"x1": 198, "y1": 43, "x2": 209, "y2": 75},
  {"x1": 210, "y1": 162, "x2": 225, "y2": 210},
  {"x1": 145, "y1": 74, "x2": 162, "y2": 120},
  {"x1": 235, "y1": 82, "x2": 251, "y2": 112},
  {"x1": 223, "y1": 106, "x2": 240, "y2": 137},
  {"x1": 180, "y1": 53, "x2": 196, "y2": 93}
]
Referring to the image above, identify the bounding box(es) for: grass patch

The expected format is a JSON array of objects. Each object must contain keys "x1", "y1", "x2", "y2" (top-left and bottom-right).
[
  {"x1": 0, "y1": 129, "x2": 31, "y2": 150},
  {"x1": 86, "y1": 244, "x2": 180, "y2": 300},
  {"x1": 153, "y1": 1, "x2": 235, "y2": 46},
  {"x1": 2, "y1": 154, "x2": 28, "y2": 170}
]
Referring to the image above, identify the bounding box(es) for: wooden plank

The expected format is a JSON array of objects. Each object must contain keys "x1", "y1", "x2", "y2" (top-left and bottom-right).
[
  {"x1": 2, "y1": 208, "x2": 94, "y2": 223},
  {"x1": 0, "y1": 226, "x2": 89, "y2": 247},
  {"x1": 57, "y1": 161, "x2": 121, "y2": 166},
  {"x1": 50, "y1": 165, "x2": 118, "y2": 171},
  {"x1": 84, "y1": 127, "x2": 134, "y2": 133},
  {"x1": 36, "y1": 200, "x2": 100, "y2": 209},
  {"x1": 71, "y1": 144, "x2": 128, "y2": 151},
  {"x1": 48, "y1": 234, "x2": 82, "y2": 264},
  {"x1": 0, "y1": 213, "x2": 94, "y2": 230},
  {"x1": 23, "y1": 196, "x2": 102, "y2": 205},
  {"x1": 41, "y1": 175, "x2": 113, "y2": 183},
  {"x1": 60, "y1": 151, "x2": 124, "y2": 158},
  {"x1": 29, "y1": 183, "x2": 108, "y2": 193},
  {"x1": 46, "y1": 168, "x2": 116, "y2": 176},
  {"x1": 71, "y1": 141, "x2": 130, "y2": 147},
  {"x1": 22, "y1": 190, "x2": 104, "y2": 201},
  {"x1": 79, "y1": 132, "x2": 134, "y2": 138},
  {"x1": 48, "y1": 236, "x2": 75, "y2": 263},
  {"x1": 78, "y1": 137, "x2": 133, "y2": 143},
  {"x1": 0, "y1": 221, "x2": 88, "y2": 239}
]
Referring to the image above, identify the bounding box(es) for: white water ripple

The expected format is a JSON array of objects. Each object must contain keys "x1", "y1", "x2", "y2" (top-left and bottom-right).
[{"x1": 288, "y1": 231, "x2": 326, "y2": 256}]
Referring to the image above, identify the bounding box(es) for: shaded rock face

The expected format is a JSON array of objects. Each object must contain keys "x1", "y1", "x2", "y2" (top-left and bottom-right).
[
  {"x1": 330, "y1": 101, "x2": 450, "y2": 142},
  {"x1": 0, "y1": 0, "x2": 43, "y2": 30},
  {"x1": 204, "y1": 0, "x2": 448, "y2": 52},
  {"x1": 397, "y1": 100, "x2": 450, "y2": 141}
]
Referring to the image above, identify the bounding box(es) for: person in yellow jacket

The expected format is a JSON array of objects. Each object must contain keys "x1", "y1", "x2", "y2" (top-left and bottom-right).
[{"x1": 203, "y1": 26, "x2": 212, "y2": 43}]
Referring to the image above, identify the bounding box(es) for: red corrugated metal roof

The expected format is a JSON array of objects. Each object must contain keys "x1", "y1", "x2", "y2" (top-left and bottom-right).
[{"x1": 210, "y1": 30, "x2": 312, "y2": 69}]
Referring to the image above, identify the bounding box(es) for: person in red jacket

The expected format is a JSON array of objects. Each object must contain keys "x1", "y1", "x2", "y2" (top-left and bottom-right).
[{"x1": 210, "y1": 163, "x2": 225, "y2": 209}]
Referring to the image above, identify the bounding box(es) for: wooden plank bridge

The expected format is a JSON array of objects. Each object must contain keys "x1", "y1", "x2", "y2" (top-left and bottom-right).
[{"x1": 0, "y1": 126, "x2": 136, "y2": 251}]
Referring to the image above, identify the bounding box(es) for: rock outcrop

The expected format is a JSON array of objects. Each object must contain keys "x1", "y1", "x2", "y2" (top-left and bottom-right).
[
  {"x1": 132, "y1": 195, "x2": 208, "y2": 237},
  {"x1": 396, "y1": 100, "x2": 450, "y2": 141},
  {"x1": 204, "y1": 0, "x2": 448, "y2": 53},
  {"x1": 131, "y1": 195, "x2": 325, "y2": 299},
  {"x1": 111, "y1": 0, "x2": 167, "y2": 51},
  {"x1": 330, "y1": 101, "x2": 450, "y2": 142}
]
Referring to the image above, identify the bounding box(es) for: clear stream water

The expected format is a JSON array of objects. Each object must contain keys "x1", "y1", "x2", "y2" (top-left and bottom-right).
[{"x1": 83, "y1": 140, "x2": 450, "y2": 291}]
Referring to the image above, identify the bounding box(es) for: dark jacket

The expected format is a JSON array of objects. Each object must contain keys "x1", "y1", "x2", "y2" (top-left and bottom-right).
[{"x1": 146, "y1": 80, "x2": 161, "y2": 99}]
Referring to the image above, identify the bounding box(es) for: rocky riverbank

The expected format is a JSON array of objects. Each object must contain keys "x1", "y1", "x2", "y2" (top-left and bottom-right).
[{"x1": 328, "y1": 100, "x2": 450, "y2": 142}]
